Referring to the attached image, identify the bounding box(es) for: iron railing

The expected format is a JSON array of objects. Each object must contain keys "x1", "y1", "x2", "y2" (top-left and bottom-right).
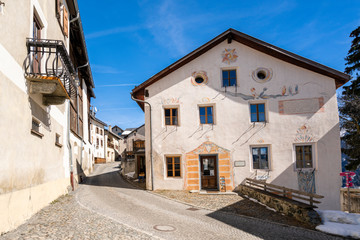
[{"x1": 23, "y1": 38, "x2": 77, "y2": 98}]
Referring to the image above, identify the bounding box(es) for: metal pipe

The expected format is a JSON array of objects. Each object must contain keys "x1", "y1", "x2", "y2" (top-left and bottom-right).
[
  {"x1": 70, "y1": 11, "x2": 80, "y2": 23},
  {"x1": 67, "y1": 99, "x2": 74, "y2": 190},
  {"x1": 131, "y1": 93, "x2": 153, "y2": 191}
]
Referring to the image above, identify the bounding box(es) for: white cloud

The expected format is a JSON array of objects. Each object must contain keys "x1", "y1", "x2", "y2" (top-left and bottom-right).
[
  {"x1": 91, "y1": 64, "x2": 124, "y2": 74},
  {"x1": 86, "y1": 25, "x2": 143, "y2": 39}
]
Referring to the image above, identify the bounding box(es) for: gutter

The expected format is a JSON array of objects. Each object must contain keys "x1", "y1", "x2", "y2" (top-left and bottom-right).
[
  {"x1": 67, "y1": 99, "x2": 74, "y2": 190},
  {"x1": 131, "y1": 93, "x2": 154, "y2": 191}
]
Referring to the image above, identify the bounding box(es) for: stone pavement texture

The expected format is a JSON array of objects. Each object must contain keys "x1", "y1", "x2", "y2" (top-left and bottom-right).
[
  {"x1": 0, "y1": 194, "x2": 152, "y2": 240},
  {"x1": 1, "y1": 163, "x2": 344, "y2": 240}
]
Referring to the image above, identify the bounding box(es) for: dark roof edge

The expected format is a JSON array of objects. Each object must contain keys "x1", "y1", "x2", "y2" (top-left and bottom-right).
[
  {"x1": 132, "y1": 28, "x2": 350, "y2": 96},
  {"x1": 72, "y1": 0, "x2": 95, "y2": 91},
  {"x1": 90, "y1": 115, "x2": 107, "y2": 126},
  {"x1": 105, "y1": 129, "x2": 121, "y2": 139}
]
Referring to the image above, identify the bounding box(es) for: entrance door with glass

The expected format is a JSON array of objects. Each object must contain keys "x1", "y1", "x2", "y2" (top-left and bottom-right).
[{"x1": 200, "y1": 155, "x2": 217, "y2": 190}]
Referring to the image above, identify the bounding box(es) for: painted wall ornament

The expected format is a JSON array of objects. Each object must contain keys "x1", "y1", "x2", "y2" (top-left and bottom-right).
[
  {"x1": 201, "y1": 97, "x2": 211, "y2": 103},
  {"x1": 252, "y1": 68, "x2": 273, "y2": 83},
  {"x1": 189, "y1": 141, "x2": 229, "y2": 155},
  {"x1": 297, "y1": 169, "x2": 316, "y2": 193},
  {"x1": 222, "y1": 49, "x2": 238, "y2": 64},
  {"x1": 294, "y1": 124, "x2": 315, "y2": 142},
  {"x1": 226, "y1": 85, "x2": 299, "y2": 100},
  {"x1": 191, "y1": 71, "x2": 208, "y2": 86},
  {"x1": 161, "y1": 97, "x2": 181, "y2": 105}
]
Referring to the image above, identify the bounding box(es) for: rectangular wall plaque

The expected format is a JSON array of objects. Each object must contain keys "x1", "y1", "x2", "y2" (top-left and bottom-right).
[
  {"x1": 234, "y1": 161, "x2": 246, "y2": 167},
  {"x1": 279, "y1": 97, "x2": 324, "y2": 115}
]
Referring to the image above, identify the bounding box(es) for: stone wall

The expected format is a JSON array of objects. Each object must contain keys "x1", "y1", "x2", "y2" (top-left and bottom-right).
[{"x1": 235, "y1": 185, "x2": 321, "y2": 226}]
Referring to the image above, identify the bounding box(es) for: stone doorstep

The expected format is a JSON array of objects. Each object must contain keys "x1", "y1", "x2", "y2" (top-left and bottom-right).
[{"x1": 198, "y1": 190, "x2": 237, "y2": 195}]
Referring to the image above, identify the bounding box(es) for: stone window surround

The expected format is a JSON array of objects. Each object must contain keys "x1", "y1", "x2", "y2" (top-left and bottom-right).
[
  {"x1": 197, "y1": 103, "x2": 216, "y2": 125},
  {"x1": 292, "y1": 142, "x2": 317, "y2": 171},
  {"x1": 249, "y1": 144, "x2": 272, "y2": 172},
  {"x1": 162, "y1": 105, "x2": 180, "y2": 127},
  {"x1": 163, "y1": 154, "x2": 183, "y2": 179},
  {"x1": 248, "y1": 100, "x2": 268, "y2": 124},
  {"x1": 220, "y1": 66, "x2": 239, "y2": 89}
]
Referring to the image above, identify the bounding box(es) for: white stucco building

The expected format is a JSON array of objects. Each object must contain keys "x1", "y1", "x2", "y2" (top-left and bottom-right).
[
  {"x1": 131, "y1": 29, "x2": 350, "y2": 210},
  {"x1": 0, "y1": 0, "x2": 95, "y2": 233},
  {"x1": 90, "y1": 115, "x2": 107, "y2": 163}
]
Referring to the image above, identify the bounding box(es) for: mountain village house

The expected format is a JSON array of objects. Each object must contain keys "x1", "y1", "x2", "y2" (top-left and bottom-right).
[
  {"x1": 90, "y1": 115, "x2": 107, "y2": 163},
  {"x1": 121, "y1": 125, "x2": 146, "y2": 179},
  {"x1": 105, "y1": 127, "x2": 121, "y2": 162},
  {"x1": 131, "y1": 29, "x2": 350, "y2": 210},
  {"x1": 0, "y1": 0, "x2": 95, "y2": 233}
]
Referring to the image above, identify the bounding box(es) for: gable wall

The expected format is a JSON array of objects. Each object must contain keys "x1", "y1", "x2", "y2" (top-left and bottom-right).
[{"x1": 144, "y1": 39, "x2": 341, "y2": 210}]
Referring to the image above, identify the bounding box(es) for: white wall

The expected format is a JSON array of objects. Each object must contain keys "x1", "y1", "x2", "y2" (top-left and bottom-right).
[{"x1": 145, "y1": 39, "x2": 342, "y2": 210}]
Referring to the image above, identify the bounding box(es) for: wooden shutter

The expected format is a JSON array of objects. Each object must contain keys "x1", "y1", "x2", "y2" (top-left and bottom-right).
[
  {"x1": 56, "y1": 0, "x2": 61, "y2": 19},
  {"x1": 63, "y1": 6, "x2": 68, "y2": 37}
]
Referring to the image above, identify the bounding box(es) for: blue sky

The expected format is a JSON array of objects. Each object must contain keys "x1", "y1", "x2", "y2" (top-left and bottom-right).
[{"x1": 78, "y1": 0, "x2": 360, "y2": 129}]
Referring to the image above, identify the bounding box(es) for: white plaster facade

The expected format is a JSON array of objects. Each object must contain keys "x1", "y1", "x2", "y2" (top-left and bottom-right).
[
  {"x1": 0, "y1": 0, "x2": 94, "y2": 233},
  {"x1": 134, "y1": 30, "x2": 350, "y2": 210},
  {"x1": 90, "y1": 116, "x2": 106, "y2": 160}
]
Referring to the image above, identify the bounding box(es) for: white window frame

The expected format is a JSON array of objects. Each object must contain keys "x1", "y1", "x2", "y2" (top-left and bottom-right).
[
  {"x1": 250, "y1": 145, "x2": 271, "y2": 171},
  {"x1": 293, "y1": 143, "x2": 316, "y2": 171}
]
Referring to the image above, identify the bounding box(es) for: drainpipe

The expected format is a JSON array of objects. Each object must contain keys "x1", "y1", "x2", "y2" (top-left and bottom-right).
[
  {"x1": 131, "y1": 93, "x2": 153, "y2": 191},
  {"x1": 67, "y1": 99, "x2": 74, "y2": 191}
]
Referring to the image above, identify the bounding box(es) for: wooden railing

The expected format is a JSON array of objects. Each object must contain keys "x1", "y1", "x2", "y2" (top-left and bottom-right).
[
  {"x1": 341, "y1": 188, "x2": 360, "y2": 213},
  {"x1": 244, "y1": 178, "x2": 324, "y2": 207}
]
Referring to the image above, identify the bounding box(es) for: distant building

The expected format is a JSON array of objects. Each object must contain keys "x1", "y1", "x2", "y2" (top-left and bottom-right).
[
  {"x1": 131, "y1": 29, "x2": 350, "y2": 210},
  {"x1": 121, "y1": 125, "x2": 145, "y2": 178},
  {"x1": 105, "y1": 126, "x2": 121, "y2": 162},
  {"x1": 112, "y1": 125, "x2": 124, "y2": 136},
  {"x1": 90, "y1": 115, "x2": 107, "y2": 163}
]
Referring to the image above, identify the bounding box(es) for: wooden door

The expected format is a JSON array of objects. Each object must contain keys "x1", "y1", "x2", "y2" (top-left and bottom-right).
[{"x1": 200, "y1": 155, "x2": 217, "y2": 190}]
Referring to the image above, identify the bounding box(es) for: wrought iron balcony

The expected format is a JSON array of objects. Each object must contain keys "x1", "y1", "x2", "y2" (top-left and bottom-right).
[{"x1": 23, "y1": 38, "x2": 77, "y2": 105}]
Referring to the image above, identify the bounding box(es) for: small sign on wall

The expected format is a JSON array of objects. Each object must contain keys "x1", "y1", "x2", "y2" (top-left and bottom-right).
[{"x1": 234, "y1": 161, "x2": 246, "y2": 167}]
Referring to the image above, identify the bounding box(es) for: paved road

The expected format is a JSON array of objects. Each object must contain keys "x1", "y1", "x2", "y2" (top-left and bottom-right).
[{"x1": 75, "y1": 163, "x2": 342, "y2": 240}]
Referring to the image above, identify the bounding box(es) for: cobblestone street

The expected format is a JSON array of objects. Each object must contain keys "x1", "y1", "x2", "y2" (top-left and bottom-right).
[
  {"x1": 1, "y1": 163, "x2": 344, "y2": 240},
  {"x1": 0, "y1": 194, "x2": 152, "y2": 240}
]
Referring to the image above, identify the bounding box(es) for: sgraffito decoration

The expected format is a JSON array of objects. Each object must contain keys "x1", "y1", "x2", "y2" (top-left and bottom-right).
[
  {"x1": 297, "y1": 169, "x2": 316, "y2": 194},
  {"x1": 189, "y1": 141, "x2": 229, "y2": 155},
  {"x1": 294, "y1": 124, "x2": 315, "y2": 143},
  {"x1": 226, "y1": 85, "x2": 299, "y2": 100},
  {"x1": 161, "y1": 97, "x2": 181, "y2": 105},
  {"x1": 279, "y1": 97, "x2": 324, "y2": 115},
  {"x1": 201, "y1": 97, "x2": 211, "y2": 103},
  {"x1": 222, "y1": 49, "x2": 238, "y2": 64},
  {"x1": 191, "y1": 71, "x2": 208, "y2": 86},
  {"x1": 252, "y1": 68, "x2": 273, "y2": 83},
  {"x1": 185, "y1": 141, "x2": 234, "y2": 191}
]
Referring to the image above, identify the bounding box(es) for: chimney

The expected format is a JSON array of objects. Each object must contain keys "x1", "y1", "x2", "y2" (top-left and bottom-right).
[{"x1": 109, "y1": 125, "x2": 112, "y2": 133}]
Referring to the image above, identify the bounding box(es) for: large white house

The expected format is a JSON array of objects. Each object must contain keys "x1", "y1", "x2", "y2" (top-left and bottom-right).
[
  {"x1": 0, "y1": 0, "x2": 95, "y2": 233},
  {"x1": 131, "y1": 29, "x2": 350, "y2": 210}
]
